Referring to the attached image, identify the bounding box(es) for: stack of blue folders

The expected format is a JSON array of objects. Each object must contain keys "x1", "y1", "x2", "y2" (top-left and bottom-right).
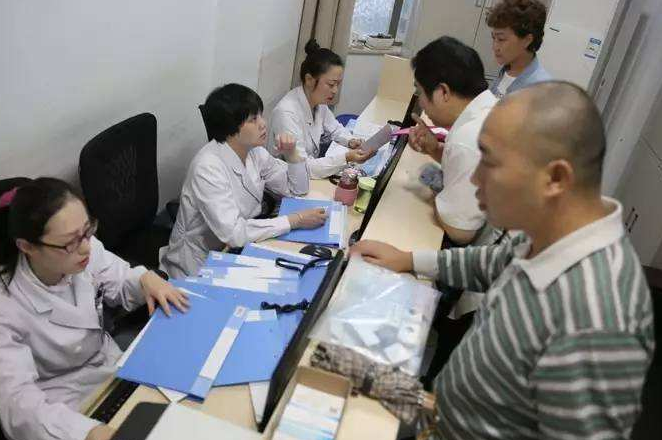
[
  {"x1": 116, "y1": 243, "x2": 329, "y2": 400},
  {"x1": 277, "y1": 198, "x2": 346, "y2": 247}
]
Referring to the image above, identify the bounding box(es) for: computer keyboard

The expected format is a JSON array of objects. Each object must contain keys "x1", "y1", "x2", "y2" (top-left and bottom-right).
[{"x1": 90, "y1": 380, "x2": 139, "y2": 424}]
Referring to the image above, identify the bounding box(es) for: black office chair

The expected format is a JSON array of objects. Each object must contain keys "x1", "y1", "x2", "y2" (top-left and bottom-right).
[
  {"x1": 631, "y1": 266, "x2": 662, "y2": 439},
  {"x1": 198, "y1": 104, "x2": 213, "y2": 142},
  {"x1": 79, "y1": 113, "x2": 171, "y2": 270}
]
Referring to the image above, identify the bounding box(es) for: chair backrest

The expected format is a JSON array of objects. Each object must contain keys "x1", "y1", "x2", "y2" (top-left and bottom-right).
[
  {"x1": 198, "y1": 104, "x2": 213, "y2": 141},
  {"x1": 79, "y1": 113, "x2": 159, "y2": 250}
]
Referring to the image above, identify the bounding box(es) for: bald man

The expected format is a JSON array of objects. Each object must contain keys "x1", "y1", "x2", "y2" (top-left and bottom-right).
[{"x1": 352, "y1": 81, "x2": 654, "y2": 439}]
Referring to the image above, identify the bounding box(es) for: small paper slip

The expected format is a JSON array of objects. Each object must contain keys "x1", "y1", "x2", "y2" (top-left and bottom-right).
[
  {"x1": 116, "y1": 294, "x2": 247, "y2": 399},
  {"x1": 249, "y1": 381, "x2": 270, "y2": 424},
  {"x1": 361, "y1": 123, "x2": 394, "y2": 153},
  {"x1": 277, "y1": 198, "x2": 346, "y2": 247},
  {"x1": 184, "y1": 275, "x2": 298, "y2": 296},
  {"x1": 205, "y1": 252, "x2": 282, "y2": 269},
  {"x1": 199, "y1": 265, "x2": 299, "y2": 281}
]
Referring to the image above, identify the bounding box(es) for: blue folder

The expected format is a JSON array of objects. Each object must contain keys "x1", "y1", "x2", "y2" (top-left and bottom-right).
[
  {"x1": 241, "y1": 244, "x2": 330, "y2": 345},
  {"x1": 277, "y1": 198, "x2": 344, "y2": 246},
  {"x1": 117, "y1": 291, "x2": 246, "y2": 399},
  {"x1": 214, "y1": 310, "x2": 285, "y2": 386}
]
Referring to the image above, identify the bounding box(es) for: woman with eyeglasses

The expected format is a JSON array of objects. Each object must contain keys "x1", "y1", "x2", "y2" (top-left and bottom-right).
[{"x1": 0, "y1": 178, "x2": 189, "y2": 440}]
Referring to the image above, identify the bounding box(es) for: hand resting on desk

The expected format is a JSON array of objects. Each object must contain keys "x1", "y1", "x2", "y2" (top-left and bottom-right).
[
  {"x1": 85, "y1": 424, "x2": 115, "y2": 440},
  {"x1": 350, "y1": 240, "x2": 413, "y2": 273}
]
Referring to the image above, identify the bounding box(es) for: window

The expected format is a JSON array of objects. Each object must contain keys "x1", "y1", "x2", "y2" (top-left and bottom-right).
[{"x1": 350, "y1": 0, "x2": 416, "y2": 44}]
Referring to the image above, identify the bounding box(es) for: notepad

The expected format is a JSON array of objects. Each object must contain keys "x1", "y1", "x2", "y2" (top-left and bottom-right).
[{"x1": 277, "y1": 198, "x2": 346, "y2": 247}]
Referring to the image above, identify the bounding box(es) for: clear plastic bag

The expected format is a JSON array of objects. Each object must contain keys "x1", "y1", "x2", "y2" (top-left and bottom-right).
[{"x1": 311, "y1": 256, "x2": 440, "y2": 375}]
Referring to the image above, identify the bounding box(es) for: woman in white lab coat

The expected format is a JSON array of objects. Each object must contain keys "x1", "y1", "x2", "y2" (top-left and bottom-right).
[
  {"x1": 0, "y1": 178, "x2": 188, "y2": 440},
  {"x1": 160, "y1": 84, "x2": 327, "y2": 278},
  {"x1": 268, "y1": 40, "x2": 374, "y2": 179}
]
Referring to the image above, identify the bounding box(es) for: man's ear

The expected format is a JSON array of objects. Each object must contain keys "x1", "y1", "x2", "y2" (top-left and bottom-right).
[
  {"x1": 432, "y1": 83, "x2": 451, "y2": 103},
  {"x1": 544, "y1": 159, "x2": 575, "y2": 198}
]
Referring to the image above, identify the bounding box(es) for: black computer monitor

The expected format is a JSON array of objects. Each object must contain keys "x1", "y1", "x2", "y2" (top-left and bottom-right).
[
  {"x1": 350, "y1": 93, "x2": 420, "y2": 242},
  {"x1": 258, "y1": 250, "x2": 346, "y2": 432}
]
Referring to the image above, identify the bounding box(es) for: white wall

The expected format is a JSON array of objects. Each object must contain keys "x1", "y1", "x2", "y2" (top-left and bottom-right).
[
  {"x1": 0, "y1": 0, "x2": 303, "y2": 207},
  {"x1": 335, "y1": 54, "x2": 384, "y2": 116},
  {"x1": 601, "y1": 0, "x2": 662, "y2": 195}
]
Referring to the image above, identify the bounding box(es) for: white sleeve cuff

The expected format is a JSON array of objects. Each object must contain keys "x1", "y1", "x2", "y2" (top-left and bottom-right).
[
  {"x1": 287, "y1": 160, "x2": 310, "y2": 195},
  {"x1": 413, "y1": 250, "x2": 440, "y2": 278},
  {"x1": 272, "y1": 215, "x2": 292, "y2": 237},
  {"x1": 125, "y1": 265, "x2": 148, "y2": 309}
]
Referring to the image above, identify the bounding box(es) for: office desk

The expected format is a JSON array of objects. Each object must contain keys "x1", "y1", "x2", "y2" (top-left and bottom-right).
[{"x1": 85, "y1": 56, "x2": 442, "y2": 438}]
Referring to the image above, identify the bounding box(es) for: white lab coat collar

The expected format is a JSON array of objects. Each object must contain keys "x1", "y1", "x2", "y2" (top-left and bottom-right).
[
  {"x1": 512, "y1": 197, "x2": 624, "y2": 291},
  {"x1": 294, "y1": 86, "x2": 315, "y2": 125},
  {"x1": 293, "y1": 86, "x2": 321, "y2": 149},
  {"x1": 450, "y1": 90, "x2": 497, "y2": 135},
  {"x1": 11, "y1": 253, "x2": 100, "y2": 329},
  {"x1": 216, "y1": 141, "x2": 262, "y2": 203}
]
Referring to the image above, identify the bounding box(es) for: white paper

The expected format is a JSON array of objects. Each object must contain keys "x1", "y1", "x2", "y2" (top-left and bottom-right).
[
  {"x1": 324, "y1": 140, "x2": 349, "y2": 158},
  {"x1": 209, "y1": 252, "x2": 279, "y2": 269},
  {"x1": 329, "y1": 209, "x2": 344, "y2": 237},
  {"x1": 248, "y1": 243, "x2": 316, "y2": 261},
  {"x1": 198, "y1": 306, "x2": 246, "y2": 380},
  {"x1": 361, "y1": 124, "x2": 393, "y2": 154},
  {"x1": 222, "y1": 266, "x2": 299, "y2": 280},
  {"x1": 352, "y1": 120, "x2": 383, "y2": 138},
  {"x1": 245, "y1": 309, "x2": 278, "y2": 322},
  {"x1": 249, "y1": 381, "x2": 270, "y2": 424},
  {"x1": 145, "y1": 403, "x2": 262, "y2": 440},
  {"x1": 158, "y1": 387, "x2": 187, "y2": 403},
  {"x1": 208, "y1": 277, "x2": 297, "y2": 294}
]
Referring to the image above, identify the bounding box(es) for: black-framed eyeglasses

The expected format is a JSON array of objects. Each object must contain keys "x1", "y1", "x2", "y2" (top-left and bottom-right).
[
  {"x1": 33, "y1": 219, "x2": 98, "y2": 254},
  {"x1": 275, "y1": 257, "x2": 331, "y2": 277}
]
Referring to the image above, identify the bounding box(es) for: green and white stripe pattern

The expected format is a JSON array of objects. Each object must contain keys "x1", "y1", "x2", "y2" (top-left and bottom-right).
[{"x1": 434, "y1": 232, "x2": 655, "y2": 439}]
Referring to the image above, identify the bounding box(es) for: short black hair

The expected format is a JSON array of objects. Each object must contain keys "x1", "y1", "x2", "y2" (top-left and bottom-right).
[
  {"x1": 299, "y1": 39, "x2": 344, "y2": 84},
  {"x1": 204, "y1": 83, "x2": 264, "y2": 143},
  {"x1": 411, "y1": 36, "x2": 488, "y2": 100}
]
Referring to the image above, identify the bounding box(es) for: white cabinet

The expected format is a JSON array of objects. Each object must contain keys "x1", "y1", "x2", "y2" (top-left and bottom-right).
[
  {"x1": 412, "y1": 0, "x2": 485, "y2": 51},
  {"x1": 616, "y1": 89, "x2": 662, "y2": 268}
]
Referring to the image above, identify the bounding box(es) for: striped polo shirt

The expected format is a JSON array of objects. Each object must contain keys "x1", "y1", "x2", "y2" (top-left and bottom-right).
[{"x1": 413, "y1": 198, "x2": 655, "y2": 439}]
